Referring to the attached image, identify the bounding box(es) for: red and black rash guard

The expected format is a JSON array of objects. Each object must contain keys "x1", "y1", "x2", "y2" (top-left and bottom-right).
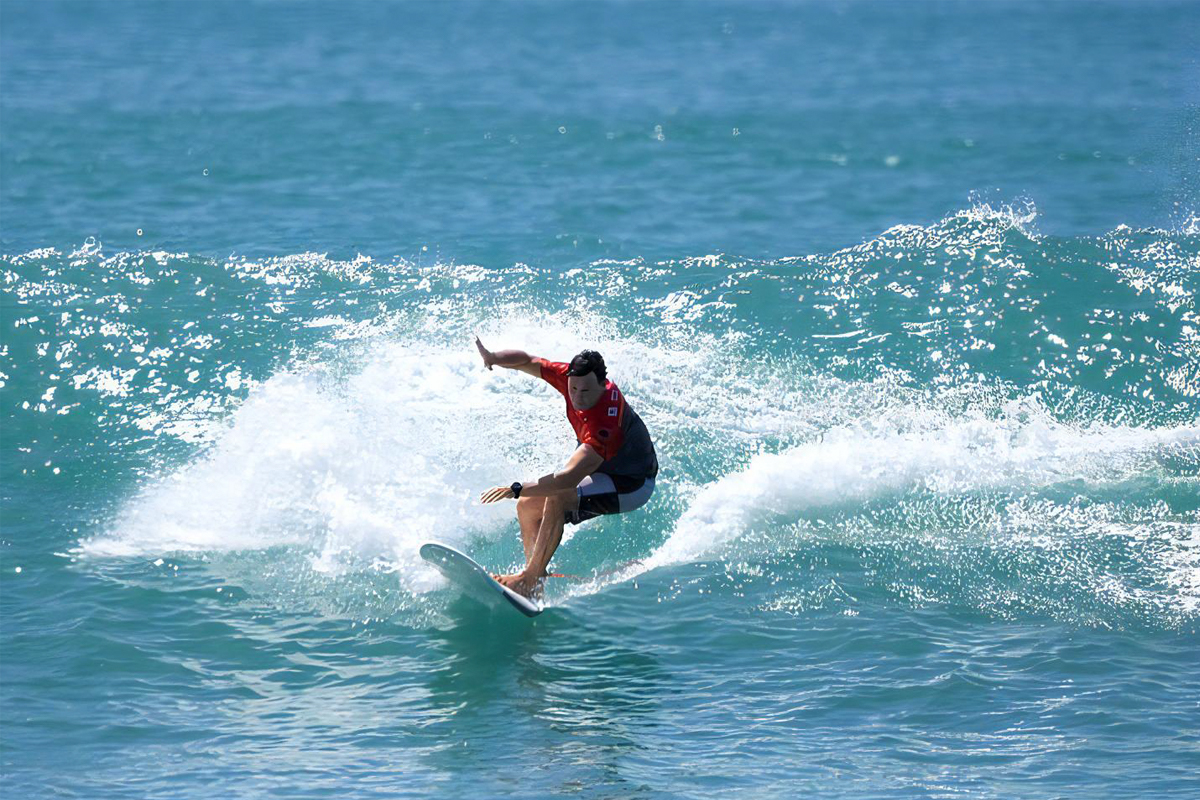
[{"x1": 533, "y1": 358, "x2": 659, "y2": 481}]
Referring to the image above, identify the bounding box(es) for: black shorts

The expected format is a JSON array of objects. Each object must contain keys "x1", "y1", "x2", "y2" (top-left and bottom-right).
[{"x1": 565, "y1": 473, "x2": 656, "y2": 526}]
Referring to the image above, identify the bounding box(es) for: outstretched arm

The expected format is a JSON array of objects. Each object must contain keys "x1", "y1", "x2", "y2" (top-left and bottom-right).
[
  {"x1": 479, "y1": 444, "x2": 604, "y2": 503},
  {"x1": 475, "y1": 336, "x2": 542, "y2": 377}
]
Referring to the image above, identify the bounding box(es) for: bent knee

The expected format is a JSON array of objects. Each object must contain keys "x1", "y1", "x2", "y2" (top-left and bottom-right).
[{"x1": 542, "y1": 489, "x2": 576, "y2": 509}]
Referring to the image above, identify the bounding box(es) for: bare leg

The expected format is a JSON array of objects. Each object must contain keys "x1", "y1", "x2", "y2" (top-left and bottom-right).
[
  {"x1": 526, "y1": 488, "x2": 579, "y2": 580},
  {"x1": 515, "y1": 495, "x2": 543, "y2": 562},
  {"x1": 498, "y1": 488, "x2": 579, "y2": 596}
]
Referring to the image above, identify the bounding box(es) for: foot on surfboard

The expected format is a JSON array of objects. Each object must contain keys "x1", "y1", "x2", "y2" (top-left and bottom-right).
[{"x1": 493, "y1": 572, "x2": 546, "y2": 600}]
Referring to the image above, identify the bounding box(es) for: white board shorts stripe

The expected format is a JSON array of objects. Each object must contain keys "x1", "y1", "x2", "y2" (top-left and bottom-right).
[{"x1": 566, "y1": 473, "x2": 656, "y2": 525}]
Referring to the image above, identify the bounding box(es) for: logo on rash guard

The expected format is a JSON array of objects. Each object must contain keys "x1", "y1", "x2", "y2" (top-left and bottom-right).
[{"x1": 608, "y1": 407, "x2": 618, "y2": 417}]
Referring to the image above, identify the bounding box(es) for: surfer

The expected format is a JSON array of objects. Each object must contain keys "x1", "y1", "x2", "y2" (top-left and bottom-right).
[{"x1": 475, "y1": 337, "x2": 659, "y2": 598}]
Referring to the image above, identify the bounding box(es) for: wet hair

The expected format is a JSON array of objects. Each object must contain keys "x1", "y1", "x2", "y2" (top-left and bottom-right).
[{"x1": 566, "y1": 349, "x2": 607, "y2": 384}]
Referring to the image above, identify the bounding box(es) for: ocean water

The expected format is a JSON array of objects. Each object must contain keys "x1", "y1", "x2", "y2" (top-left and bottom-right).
[{"x1": 2, "y1": 1, "x2": 1199, "y2": 797}]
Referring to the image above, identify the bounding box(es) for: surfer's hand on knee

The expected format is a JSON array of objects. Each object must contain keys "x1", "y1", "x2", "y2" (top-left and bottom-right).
[{"x1": 479, "y1": 485, "x2": 515, "y2": 503}]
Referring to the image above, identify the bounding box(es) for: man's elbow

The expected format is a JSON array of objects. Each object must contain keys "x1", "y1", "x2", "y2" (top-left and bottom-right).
[
  {"x1": 553, "y1": 468, "x2": 583, "y2": 490},
  {"x1": 569, "y1": 459, "x2": 603, "y2": 487}
]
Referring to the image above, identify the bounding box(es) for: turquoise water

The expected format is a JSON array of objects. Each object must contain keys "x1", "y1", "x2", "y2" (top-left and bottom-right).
[{"x1": 2, "y1": 1, "x2": 1199, "y2": 797}]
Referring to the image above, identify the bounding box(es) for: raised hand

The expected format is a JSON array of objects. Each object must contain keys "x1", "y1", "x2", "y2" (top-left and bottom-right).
[{"x1": 475, "y1": 336, "x2": 496, "y2": 370}]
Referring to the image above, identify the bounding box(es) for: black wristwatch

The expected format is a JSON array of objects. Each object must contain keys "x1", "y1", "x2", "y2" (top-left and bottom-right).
[{"x1": 510, "y1": 481, "x2": 523, "y2": 499}]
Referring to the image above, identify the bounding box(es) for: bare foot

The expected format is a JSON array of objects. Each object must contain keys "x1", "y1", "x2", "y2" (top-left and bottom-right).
[
  {"x1": 493, "y1": 572, "x2": 545, "y2": 599},
  {"x1": 494, "y1": 572, "x2": 532, "y2": 597}
]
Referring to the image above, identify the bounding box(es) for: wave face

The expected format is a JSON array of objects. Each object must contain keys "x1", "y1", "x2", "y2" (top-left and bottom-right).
[
  {"x1": 6, "y1": 212, "x2": 1196, "y2": 800},
  {"x1": 3, "y1": 206, "x2": 1197, "y2": 631},
  {"x1": 6, "y1": 194, "x2": 1200, "y2": 800}
]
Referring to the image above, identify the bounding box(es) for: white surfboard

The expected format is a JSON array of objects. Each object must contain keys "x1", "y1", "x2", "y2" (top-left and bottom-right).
[{"x1": 419, "y1": 541, "x2": 543, "y2": 617}]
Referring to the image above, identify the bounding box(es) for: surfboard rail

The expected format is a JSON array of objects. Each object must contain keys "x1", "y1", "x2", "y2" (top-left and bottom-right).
[{"x1": 419, "y1": 541, "x2": 544, "y2": 617}]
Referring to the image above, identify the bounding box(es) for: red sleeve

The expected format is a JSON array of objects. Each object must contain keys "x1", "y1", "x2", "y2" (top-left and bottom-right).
[
  {"x1": 578, "y1": 417, "x2": 625, "y2": 461},
  {"x1": 532, "y1": 357, "x2": 570, "y2": 397}
]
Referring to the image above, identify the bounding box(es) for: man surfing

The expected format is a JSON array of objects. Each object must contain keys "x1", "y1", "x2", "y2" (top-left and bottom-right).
[{"x1": 475, "y1": 337, "x2": 659, "y2": 598}]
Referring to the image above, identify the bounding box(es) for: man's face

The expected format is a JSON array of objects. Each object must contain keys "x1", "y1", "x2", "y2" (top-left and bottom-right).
[{"x1": 567, "y1": 372, "x2": 604, "y2": 410}]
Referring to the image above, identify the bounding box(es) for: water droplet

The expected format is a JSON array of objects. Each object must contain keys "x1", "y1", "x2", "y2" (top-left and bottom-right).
[
  {"x1": 202, "y1": 168, "x2": 209, "y2": 176},
  {"x1": 558, "y1": 126, "x2": 567, "y2": 134},
  {"x1": 136, "y1": 228, "x2": 143, "y2": 236}
]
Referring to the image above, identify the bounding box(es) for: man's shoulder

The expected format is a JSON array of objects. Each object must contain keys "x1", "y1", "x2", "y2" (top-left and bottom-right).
[
  {"x1": 532, "y1": 357, "x2": 569, "y2": 390},
  {"x1": 531, "y1": 357, "x2": 568, "y2": 372}
]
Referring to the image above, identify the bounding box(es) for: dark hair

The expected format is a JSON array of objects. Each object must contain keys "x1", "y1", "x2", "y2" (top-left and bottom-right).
[{"x1": 566, "y1": 350, "x2": 607, "y2": 383}]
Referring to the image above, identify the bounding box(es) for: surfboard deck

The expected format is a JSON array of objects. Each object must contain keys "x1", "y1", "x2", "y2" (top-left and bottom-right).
[{"x1": 419, "y1": 541, "x2": 543, "y2": 617}]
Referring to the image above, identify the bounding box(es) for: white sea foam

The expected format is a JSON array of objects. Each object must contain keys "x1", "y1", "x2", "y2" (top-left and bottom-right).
[
  {"x1": 645, "y1": 404, "x2": 1199, "y2": 569},
  {"x1": 80, "y1": 312, "x2": 763, "y2": 591},
  {"x1": 80, "y1": 303, "x2": 1199, "y2": 615},
  {"x1": 80, "y1": 344, "x2": 544, "y2": 589}
]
